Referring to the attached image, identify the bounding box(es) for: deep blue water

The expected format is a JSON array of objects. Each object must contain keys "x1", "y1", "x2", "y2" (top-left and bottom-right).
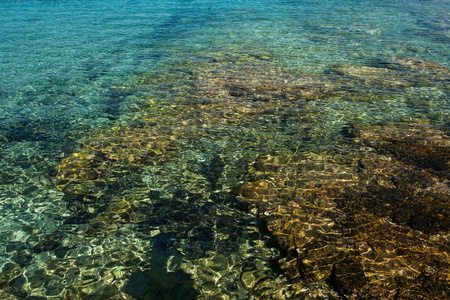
[{"x1": 0, "y1": 0, "x2": 449, "y2": 298}]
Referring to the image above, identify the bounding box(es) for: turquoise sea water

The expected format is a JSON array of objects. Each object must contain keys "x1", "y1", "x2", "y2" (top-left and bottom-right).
[{"x1": 0, "y1": 0, "x2": 449, "y2": 299}]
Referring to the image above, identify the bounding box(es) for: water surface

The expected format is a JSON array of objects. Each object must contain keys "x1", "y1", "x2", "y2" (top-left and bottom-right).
[{"x1": 0, "y1": 0, "x2": 449, "y2": 299}]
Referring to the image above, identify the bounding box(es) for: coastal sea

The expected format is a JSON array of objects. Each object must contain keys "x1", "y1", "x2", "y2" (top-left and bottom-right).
[{"x1": 0, "y1": 0, "x2": 449, "y2": 299}]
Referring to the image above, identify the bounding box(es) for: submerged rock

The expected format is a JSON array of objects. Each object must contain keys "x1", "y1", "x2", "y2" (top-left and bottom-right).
[
  {"x1": 49, "y1": 54, "x2": 449, "y2": 299},
  {"x1": 232, "y1": 126, "x2": 450, "y2": 299},
  {"x1": 55, "y1": 127, "x2": 180, "y2": 196},
  {"x1": 329, "y1": 57, "x2": 449, "y2": 88},
  {"x1": 54, "y1": 57, "x2": 332, "y2": 228}
]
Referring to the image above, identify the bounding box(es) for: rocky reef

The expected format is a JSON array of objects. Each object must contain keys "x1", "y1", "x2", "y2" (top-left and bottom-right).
[
  {"x1": 34, "y1": 54, "x2": 450, "y2": 299},
  {"x1": 232, "y1": 126, "x2": 450, "y2": 299}
]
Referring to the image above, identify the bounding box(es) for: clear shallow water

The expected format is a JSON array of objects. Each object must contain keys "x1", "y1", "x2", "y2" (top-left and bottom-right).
[{"x1": 0, "y1": 0, "x2": 449, "y2": 299}]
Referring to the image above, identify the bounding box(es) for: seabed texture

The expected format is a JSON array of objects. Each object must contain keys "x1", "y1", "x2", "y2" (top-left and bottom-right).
[{"x1": 1, "y1": 53, "x2": 449, "y2": 299}]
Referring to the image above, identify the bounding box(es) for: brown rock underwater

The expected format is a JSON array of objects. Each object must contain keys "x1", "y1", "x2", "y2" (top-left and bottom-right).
[{"x1": 54, "y1": 54, "x2": 449, "y2": 299}]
